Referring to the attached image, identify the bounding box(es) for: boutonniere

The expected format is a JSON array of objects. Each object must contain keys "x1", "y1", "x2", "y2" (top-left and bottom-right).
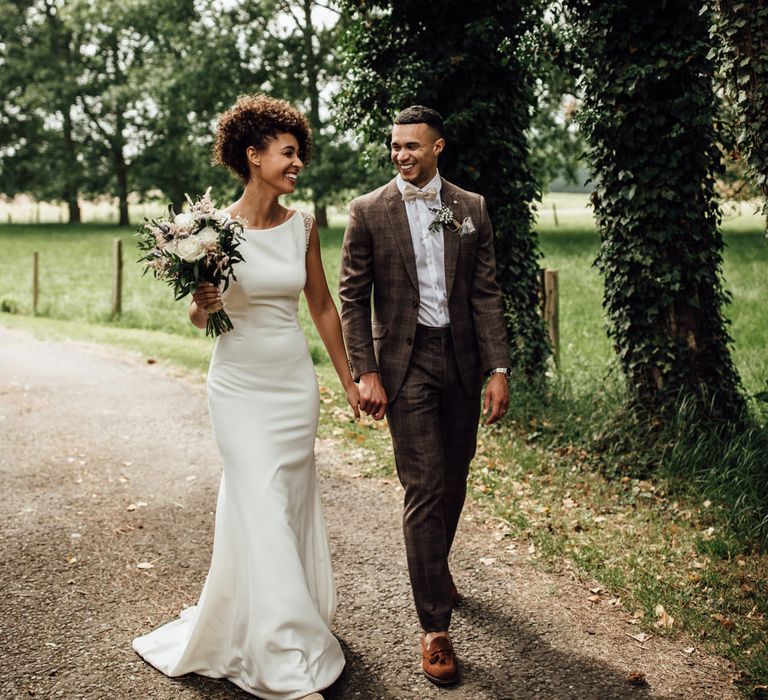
[{"x1": 428, "y1": 202, "x2": 476, "y2": 237}]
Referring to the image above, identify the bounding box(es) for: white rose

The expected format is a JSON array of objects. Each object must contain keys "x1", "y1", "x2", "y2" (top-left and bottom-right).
[
  {"x1": 174, "y1": 212, "x2": 194, "y2": 227},
  {"x1": 174, "y1": 235, "x2": 207, "y2": 262},
  {"x1": 197, "y1": 226, "x2": 219, "y2": 245}
]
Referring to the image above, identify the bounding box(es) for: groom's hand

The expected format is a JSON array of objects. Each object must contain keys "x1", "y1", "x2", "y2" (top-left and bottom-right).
[
  {"x1": 358, "y1": 372, "x2": 388, "y2": 421},
  {"x1": 483, "y1": 373, "x2": 510, "y2": 425}
]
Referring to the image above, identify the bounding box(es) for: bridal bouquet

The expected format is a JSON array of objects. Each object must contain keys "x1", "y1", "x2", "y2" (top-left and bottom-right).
[{"x1": 136, "y1": 188, "x2": 245, "y2": 336}]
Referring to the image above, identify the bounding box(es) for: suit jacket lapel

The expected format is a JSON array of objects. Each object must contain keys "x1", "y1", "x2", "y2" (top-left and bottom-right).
[
  {"x1": 441, "y1": 178, "x2": 462, "y2": 299},
  {"x1": 384, "y1": 179, "x2": 419, "y2": 291}
]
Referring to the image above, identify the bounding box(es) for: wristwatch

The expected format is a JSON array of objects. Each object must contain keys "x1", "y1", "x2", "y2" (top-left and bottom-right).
[{"x1": 489, "y1": 367, "x2": 511, "y2": 378}]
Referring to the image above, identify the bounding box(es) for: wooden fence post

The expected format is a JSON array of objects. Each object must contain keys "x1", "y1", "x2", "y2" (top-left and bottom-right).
[
  {"x1": 32, "y1": 252, "x2": 39, "y2": 314},
  {"x1": 552, "y1": 202, "x2": 559, "y2": 227},
  {"x1": 539, "y1": 268, "x2": 560, "y2": 368},
  {"x1": 111, "y1": 238, "x2": 123, "y2": 315},
  {"x1": 543, "y1": 270, "x2": 560, "y2": 367}
]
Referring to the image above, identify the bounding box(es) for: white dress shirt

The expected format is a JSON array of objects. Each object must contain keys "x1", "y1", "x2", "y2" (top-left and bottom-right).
[{"x1": 396, "y1": 171, "x2": 450, "y2": 328}]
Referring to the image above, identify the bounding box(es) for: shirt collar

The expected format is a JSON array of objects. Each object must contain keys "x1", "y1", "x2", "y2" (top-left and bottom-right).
[{"x1": 395, "y1": 170, "x2": 442, "y2": 197}]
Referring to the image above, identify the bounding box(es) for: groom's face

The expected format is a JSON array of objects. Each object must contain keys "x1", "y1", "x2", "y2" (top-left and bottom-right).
[{"x1": 390, "y1": 123, "x2": 444, "y2": 189}]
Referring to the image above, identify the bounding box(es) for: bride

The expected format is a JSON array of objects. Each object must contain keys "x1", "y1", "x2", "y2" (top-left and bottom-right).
[{"x1": 132, "y1": 94, "x2": 358, "y2": 700}]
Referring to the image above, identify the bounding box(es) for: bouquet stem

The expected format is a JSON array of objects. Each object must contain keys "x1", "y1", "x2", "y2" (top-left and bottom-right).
[{"x1": 206, "y1": 309, "x2": 234, "y2": 337}]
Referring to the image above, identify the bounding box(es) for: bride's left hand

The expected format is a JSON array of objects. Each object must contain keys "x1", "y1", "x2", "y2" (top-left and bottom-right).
[{"x1": 345, "y1": 384, "x2": 361, "y2": 421}]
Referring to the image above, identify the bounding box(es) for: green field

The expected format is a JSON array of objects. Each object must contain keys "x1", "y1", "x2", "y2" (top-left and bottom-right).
[{"x1": 2, "y1": 193, "x2": 764, "y2": 395}]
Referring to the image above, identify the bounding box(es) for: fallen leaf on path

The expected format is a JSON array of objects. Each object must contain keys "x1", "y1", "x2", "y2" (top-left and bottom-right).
[
  {"x1": 683, "y1": 647, "x2": 695, "y2": 654},
  {"x1": 588, "y1": 595, "x2": 601, "y2": 604},
  {"x1": 627, "y1": 632, "x2": 652, "y2": 644},
  {"x1": 479, "y1": 557, "x2": 496, "y2": 566},
  {"x1": 625, "y1": 671, "x2": 648, "y2": 686},
  {"x1": 654, "y1": 604, "x2": 674, "y2": 629},
  {"x1": 590, "y1": 586, "x2": 603, "y2": 594}
]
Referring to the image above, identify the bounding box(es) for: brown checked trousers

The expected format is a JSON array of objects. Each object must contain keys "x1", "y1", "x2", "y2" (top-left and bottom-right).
[{"x1": 339, "y1": 177, "x2": 509, "y2": 631}]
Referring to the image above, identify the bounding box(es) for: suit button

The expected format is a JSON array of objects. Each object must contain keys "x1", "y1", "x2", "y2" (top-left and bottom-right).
[
  {"x1": 412, "y1": 300, "x2": 418, "y2": 308},
  {"x1": 406, "y1": 338, "x2": 412, "y2": 346}
]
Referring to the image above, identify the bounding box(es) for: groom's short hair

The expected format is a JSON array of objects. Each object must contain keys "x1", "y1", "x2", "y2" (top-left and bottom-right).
[{"x1": 394, "y1": 105, "x2": 444, "y2": 139}]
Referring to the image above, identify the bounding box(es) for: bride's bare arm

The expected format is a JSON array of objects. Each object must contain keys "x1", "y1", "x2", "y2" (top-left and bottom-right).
[{"x1": 303, "y1": 219, "x2": 360, "y2": 419}]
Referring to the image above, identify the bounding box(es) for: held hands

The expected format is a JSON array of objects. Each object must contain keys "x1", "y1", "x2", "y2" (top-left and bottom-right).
[
  {"x1": 358, "y1": 372, "x2": 388, "y2": 421},
  {"x1": 483, "y1": 373, "x2": 510, "y2": 425},
  {"x1": 192, "y1": 282, "x2": 223, "y2": 314},
  {"x1": 345, "y1": 383, "x2": 361, "y2": 421}
]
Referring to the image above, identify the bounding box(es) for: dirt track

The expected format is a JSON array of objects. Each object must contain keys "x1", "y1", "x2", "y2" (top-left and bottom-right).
[{"x1": 0, "y1": 325, "x2": 739, "y2": 699}]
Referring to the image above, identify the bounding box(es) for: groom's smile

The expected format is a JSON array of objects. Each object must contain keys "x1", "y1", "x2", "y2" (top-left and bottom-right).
[{"x1": 390, "y1": 123, "x2": 445, "y2": 189}]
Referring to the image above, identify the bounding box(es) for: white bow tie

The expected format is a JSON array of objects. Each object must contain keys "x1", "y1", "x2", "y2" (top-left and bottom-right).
[{"x1": 402, "y1": 184, "x2": 437, "y2": 203}]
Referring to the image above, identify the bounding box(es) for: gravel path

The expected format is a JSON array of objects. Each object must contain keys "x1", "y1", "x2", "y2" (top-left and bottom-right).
[{"x1": 0, "y1": 326, "x2": 739, "y2": 699}]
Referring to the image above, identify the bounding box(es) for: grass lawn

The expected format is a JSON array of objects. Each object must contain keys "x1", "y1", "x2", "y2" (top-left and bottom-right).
[{"x1": 1, "y1": 201, "x2": 766, "y2": 691}]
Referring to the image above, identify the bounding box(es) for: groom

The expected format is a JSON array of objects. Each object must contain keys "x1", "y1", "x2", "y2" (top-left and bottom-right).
[{"x1": 339, "y1": 105, "x2": 510, "y2": 685}]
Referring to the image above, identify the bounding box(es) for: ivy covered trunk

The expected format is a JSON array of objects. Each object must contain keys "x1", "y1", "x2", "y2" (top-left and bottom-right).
[
  {"x1": 708, "y1": 0, "x2": 768, "y2": 229},
  {"x1": 568, "y1": 0, "x2": 744, "y2": 419},
  {"x1": 337, "y1": 0, "x2": 550, "y2": 378}
]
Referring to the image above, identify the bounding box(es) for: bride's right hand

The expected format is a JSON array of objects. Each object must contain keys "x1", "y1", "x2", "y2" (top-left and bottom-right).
[
  {"x1": 192, "y1": 283, "x2": 223, "y2": 313},
  {"x1": 346, "y1": 384, "x2": 361, "y2": 421}
]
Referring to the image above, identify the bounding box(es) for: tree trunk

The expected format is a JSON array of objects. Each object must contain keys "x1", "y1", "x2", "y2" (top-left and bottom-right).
[
  {"x1": 114, "y1": 146, "x2": 129, "y2": 226},
  {"x1": 314, "y1": 202, "x2": 328, "y2": 228},
  {"x1": 62, "y1": 106, "x2": 81, "y2": 224},
  {"x1": 68, "y1": 197, "x2": 81, "y2": 224},
  {"x1": 170, "y1": 184, "x2": 186, "y2": 215},
  {"x1": 114, "y1": 107, "x2": 130, "y2": 226},
  {"x1": 302, "y1": 0, "x2": 321, "y2": 129}
]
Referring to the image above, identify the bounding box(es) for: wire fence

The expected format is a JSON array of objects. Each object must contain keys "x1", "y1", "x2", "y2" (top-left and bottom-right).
[
  {"x1": 0, "y1": 234, "x2": 199, "y2": 337},
  {"x1": 0, "y1": 199, "x2": 172, "y2": 226},
  {"x1": 3, "y1": 234, "x2": 561, "y2": 362}
]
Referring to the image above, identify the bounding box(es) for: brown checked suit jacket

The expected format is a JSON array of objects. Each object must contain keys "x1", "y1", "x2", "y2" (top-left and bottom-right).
[{"x1": 339, "y1": 177, "x2": 510, "y2": 402}]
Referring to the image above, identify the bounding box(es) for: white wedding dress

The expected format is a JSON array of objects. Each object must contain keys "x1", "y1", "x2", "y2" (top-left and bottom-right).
[{"x1": 133, "y1": 211, "x2": 345, "y2": 699}]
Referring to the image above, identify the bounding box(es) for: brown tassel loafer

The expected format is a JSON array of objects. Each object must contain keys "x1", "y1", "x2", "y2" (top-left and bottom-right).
[{"x1": 421, "y1": 633, "x2": 458, "y2": 686}]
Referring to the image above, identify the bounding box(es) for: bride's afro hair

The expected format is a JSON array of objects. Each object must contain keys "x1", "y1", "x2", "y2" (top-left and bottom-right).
[{"x1": 213, "y1": 93, "x2": 312, "y2": 184}]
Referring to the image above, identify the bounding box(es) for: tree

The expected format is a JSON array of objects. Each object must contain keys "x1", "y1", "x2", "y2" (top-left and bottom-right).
[
  {"x1": 564, "y1": 0, "x2": 744, "y2": 419},
  {"x1": 706, "y1": 0, "x2": 768, "y2": 230},
  {"x1": 242, "y1": 0, "x2": 376, "y2": 227},
  {"x1": 130, "y1": 2, "x2": 268, "y2": 213},
  {"x1": 336, "y1": 0, "x2": 551, "y2": 377},
  {"x1": 526, "y1": 6, "x2": 585, "y2": 191},
  {"x1": 0, "y1": 0, "x2": 85, "y2": 222}
]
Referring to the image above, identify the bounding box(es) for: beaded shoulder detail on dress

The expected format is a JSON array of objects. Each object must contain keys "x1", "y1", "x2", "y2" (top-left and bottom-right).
[{"x1": 300, "y1": 211, "x2": 313, "y2": 251}]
